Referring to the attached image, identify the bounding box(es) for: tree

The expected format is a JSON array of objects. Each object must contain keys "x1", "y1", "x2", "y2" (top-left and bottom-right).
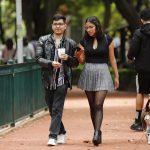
[
  {"x1": 22, "y1": 0, "x2": 47, "y2": 40},
  {"x1": 1, "y1": 0, "x2": 149, "y2": 44},
  {"x1": 111, "y1": 0, "x2": 150, "y2": 31},
  {"x1": 0, "y1": 0, "x2": 15, "y2": 43},
  {"x1": 103, "y1": 0, "x2": 111, "y2": 30},
  {"x1": 22, "y1": 0, "x2": 66, "y2": 40},
  {"x1": 101, "y1": 0, "x2": 149, "y2": 65},
  {"x1": 0, "y1": 0, "x2": 5, "y2": 43},
  {"x1": 113, "y1": 0, "x2": 141, "y2": 31}
]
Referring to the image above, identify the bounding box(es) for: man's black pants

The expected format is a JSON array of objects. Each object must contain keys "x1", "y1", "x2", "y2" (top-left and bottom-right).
[{"x1": 45, "y1": 84, "x2": 67, "y2": 139}]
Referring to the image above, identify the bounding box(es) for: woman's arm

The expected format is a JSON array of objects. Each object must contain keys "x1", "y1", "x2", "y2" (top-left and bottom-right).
[
  {"x1": 109, "y1": 41, "x2": 119, "y2": 90},
  {"x1": 75, "y1": 43, "x2": 85, "y2": 65}
]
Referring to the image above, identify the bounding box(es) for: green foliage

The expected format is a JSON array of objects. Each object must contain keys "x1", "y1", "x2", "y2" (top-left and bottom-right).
[
  {"x1": 66, "y1": 0, "x2": 127, "y2": 31},
  {"x1": 72, "y1": 64, "x2": 84, "y2": 85},
  {"x1": 108, "y1": 3, "x2": 127, "y2": 31},
  {"x1": 79, "y1": 2, "x2": 105, "y2": 19},
  {"x1": 110, "y1": 68, "x2": 136, "y2": 91},
  {"x1": 66, "y1": 0, "x2": 104, "y2": 21},
  {"x1": 1, "y1": 0, "x2": 16, "y2": 38}
]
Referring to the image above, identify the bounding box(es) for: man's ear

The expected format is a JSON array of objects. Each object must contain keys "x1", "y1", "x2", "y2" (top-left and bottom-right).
[{"x1": 64, "y1": 24, "x2": 67, "y2": 30}]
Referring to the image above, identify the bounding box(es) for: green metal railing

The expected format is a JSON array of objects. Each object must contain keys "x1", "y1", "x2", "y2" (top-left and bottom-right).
[{"x1": 0, "y1": 62, "x2": 45, "y2": 127}]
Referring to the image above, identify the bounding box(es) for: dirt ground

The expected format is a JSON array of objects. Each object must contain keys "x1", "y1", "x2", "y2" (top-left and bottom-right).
[{"x1": 0, "y1": 87, "x2": 150, "y2": 150}]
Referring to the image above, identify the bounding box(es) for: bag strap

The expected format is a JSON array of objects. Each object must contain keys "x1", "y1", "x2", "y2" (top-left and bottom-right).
[{"x1": 145, "y1": 99, "x2": 150, "y2": 112}]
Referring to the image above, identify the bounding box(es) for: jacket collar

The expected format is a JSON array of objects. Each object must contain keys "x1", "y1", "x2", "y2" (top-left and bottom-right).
[{"x1": 48, "y1": 34, "x2": 66, "y2": 44}]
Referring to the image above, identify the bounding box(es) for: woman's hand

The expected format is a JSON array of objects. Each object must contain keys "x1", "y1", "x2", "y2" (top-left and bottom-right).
[
  {"x1": 108, "y1": 42, "x2": 119, "y2": 90},
  {"x1": 114, "y1": 77, "x2": 119, "y2": 90}
]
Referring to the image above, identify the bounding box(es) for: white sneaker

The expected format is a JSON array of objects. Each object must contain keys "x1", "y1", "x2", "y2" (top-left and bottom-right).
[
  {"x1": 57, "y1": 134, "x2": 65, "y2": 144},
  {"x1": 47, "y1": 138, "x2": 57, "y2": 146}
]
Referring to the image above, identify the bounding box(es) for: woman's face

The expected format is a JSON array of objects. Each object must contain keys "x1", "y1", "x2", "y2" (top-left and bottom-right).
[{"x1": 85, "y1": 21, "x2": 96, "y2": 37}]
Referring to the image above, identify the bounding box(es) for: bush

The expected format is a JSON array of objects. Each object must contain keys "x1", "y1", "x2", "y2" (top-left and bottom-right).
[{"x1": 111, "y1": 68, "x2": 136, "y2": 91}]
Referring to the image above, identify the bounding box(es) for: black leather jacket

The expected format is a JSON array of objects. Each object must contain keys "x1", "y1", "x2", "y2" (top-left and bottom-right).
[{"x1": 36, "y1": 34, "x2": 78, "y2": 89}]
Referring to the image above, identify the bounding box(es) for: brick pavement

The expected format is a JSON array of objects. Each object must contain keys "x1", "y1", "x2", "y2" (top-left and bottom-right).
[{"x1": 0, "y1": 87, "x2": 149, "y2": 150}]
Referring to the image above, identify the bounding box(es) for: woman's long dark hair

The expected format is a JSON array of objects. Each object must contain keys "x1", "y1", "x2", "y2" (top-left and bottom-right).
[{"x1": 84, "y1": 16, "x2": 104, "y2": 40}]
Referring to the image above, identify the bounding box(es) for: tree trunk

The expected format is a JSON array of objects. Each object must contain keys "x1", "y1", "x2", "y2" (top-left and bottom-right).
[
  {"x1": 103, "y1": 1, "x2": 111, "y2": 30},
  {"x1": 44, "y1": 0, "x2": 66, "y2": 34},
  {"x1": 22, "y1": 0, "x2": 46, "y2": 40},
  {"x1": 135, "y1": 0, "x2": 142, "y2": 12},
  {"x1": 120, "y1": 28, "x2": 126, "y2": 64},
  {"x1": 22, "y1": 0, "x2": 66, "y2": 39},
  {"x1": 34, "y1": 4, "x2": 47, "y2": 38},
  {"x1": 113, "y1": 0, "x2": 141, "y2": 32}
]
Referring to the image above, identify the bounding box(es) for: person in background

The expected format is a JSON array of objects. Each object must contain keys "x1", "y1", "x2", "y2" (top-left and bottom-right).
[
  {"x1": 23, "y1": 37, "x2": 35, "y2": 60},
  {"x1": 77, "y1": 16, "x2": 119, "y2": 146},
  {"x1": 113, "y1": 33, "x2": 121, "y2": 60},
  {"x1": 29, "y1": 36, "x2": 37, "y2": 54},
  {"x1": 127, "y1": 9, "x2": 150, "y2": 132},
  {"x1": 1, "y1": 38, "x2": 16, "y2": 64},
  {"x1": 36, "y1": 14, "x2": 78, "y2": 146}
]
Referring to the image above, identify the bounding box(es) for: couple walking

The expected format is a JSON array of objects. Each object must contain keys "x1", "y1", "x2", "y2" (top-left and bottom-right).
[{"x1": 36, "y1": 13, "x2": 119, "y2": 146}]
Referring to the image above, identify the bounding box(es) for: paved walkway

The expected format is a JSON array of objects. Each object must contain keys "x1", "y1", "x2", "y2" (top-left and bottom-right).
[{"x1": 0, "y1": 87, "x2": 150, "y2": 150}]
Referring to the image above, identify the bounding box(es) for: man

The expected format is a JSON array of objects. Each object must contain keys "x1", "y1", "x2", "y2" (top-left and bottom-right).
[
  {"x1": 36, "y1": 14, "x2": 78, "y2": 146},
  {"x1": 127, "y1": 9, "x2": 150, "y2": 131}
]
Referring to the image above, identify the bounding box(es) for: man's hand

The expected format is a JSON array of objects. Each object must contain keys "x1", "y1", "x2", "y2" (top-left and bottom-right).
[
  {"x1": 52, "y1": 61, "x2": 62, "y2": 69},
  {"x1": 59, "y1": 54, "x2": 69, "y2": 61}
]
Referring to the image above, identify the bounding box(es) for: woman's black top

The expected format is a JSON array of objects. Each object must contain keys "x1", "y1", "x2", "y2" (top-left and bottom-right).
[{"x1": 80, "y1": 35, "x2": 112, "y2": 64}]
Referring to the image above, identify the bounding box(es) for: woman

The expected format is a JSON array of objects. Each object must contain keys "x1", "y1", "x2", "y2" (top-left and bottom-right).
[
  {"x1": 77, "y1": 16, "x2": 119, "y2": 146},
  {"x1": 2, "y1": 38, "x2": 16, "y2": 64}
]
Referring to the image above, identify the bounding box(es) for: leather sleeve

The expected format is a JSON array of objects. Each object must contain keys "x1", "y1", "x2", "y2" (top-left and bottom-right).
[
  {"x1": 35, "y1": 35, "x2": 53, "y2": 68},
  {"x1": 65, "y1": 39, "x2": 79, "y2": 67}
]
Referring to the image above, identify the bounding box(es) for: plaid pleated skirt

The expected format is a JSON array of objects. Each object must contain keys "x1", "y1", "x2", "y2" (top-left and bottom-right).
[{"x1": 77, "y1": 63, "x2": 114, "y2": 91}]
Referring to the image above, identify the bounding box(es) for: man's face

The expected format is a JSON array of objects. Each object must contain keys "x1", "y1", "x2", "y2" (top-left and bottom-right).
[{"x1": 52, "y1": 19, "x2": 67, "y2": 35}]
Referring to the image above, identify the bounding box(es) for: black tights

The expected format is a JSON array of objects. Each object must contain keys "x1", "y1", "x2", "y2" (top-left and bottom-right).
[{"x1": 85, "y1": 90, "x2": 107, "y2": 131}]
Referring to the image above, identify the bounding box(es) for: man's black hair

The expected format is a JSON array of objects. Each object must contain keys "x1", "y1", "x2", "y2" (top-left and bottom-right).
[
  {"x1": 52, "y1": 14, "x2": 66, "y2": 22},
  {"x1": 140, "y1": 9, "x2": 150, "y2": 21}
]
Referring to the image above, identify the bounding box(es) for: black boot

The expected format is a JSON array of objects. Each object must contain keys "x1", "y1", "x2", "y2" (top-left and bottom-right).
[{"x1": 92, "y1": 130, "x2": 102, "y2": 146}]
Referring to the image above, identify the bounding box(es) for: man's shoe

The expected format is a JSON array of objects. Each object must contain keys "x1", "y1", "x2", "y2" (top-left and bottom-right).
[
  {"x1": 47, "y1": 138, "x2": 57, "y2": 146},
  {"x1": 130, "y1": 122, "x2": 143, "y2": 131},
  {"x1": 57, "y1": 134, "x2": 65, "y2": 144}
]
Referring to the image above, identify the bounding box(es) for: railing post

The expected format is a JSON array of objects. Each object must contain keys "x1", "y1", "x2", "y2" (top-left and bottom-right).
[{"x1": 11, "y1": 65, "x2": 15, "y2": 127}]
